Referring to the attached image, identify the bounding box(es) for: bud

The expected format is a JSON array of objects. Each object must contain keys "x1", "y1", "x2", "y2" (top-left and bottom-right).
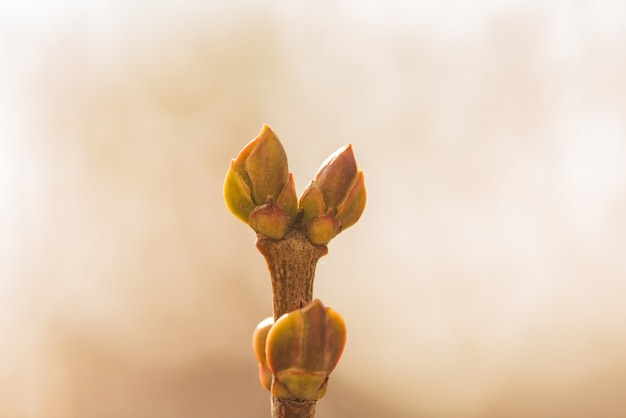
[
  {"x1": 224, "y1": 125, "x2": 298, "y2": 239},
  {"x1": 265, "y1": 299, "x2": 347, "y2": 400},
  {"x1": 306, "y1": 213, "x2": 340, "y2": 246},
  {"x1": 252, "y1": 316, "x2": 274, "y2": 391},
  {"x1": 299, "y1": 145, "x2": 366, "y2": 244}
]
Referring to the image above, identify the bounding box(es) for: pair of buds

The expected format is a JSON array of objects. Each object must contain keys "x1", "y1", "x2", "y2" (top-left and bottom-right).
[
  {"x1": 224, "y1": 125, "x2": 366, "y2": 244},
  {"x1": 252, "y1": 299, "x2": 347, "y2": 401}
]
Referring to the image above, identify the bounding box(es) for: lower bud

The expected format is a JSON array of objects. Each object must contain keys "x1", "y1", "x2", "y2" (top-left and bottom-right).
[
  {"x1": 252, "y1": 317, "x2": 274, "y2": 391},
  {"x1": 266, "y1": 299, "x2": 347, "y2": 400}
]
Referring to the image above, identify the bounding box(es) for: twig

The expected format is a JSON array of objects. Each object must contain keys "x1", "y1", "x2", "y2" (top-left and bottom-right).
[
  {"x1": 256, "y1": 229, "x2": 328, "y2": 418},
  {"x1": 256, "y1": 229, "x2": 328, "y2": 320},
  {"x1": 271, "y1": 398, "x2": 317, "y2": 418}
]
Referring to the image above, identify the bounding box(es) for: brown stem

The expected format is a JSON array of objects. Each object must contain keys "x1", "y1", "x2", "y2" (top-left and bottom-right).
[
  {"x1": 271, "y1": 398, "x2": 316, "y2": 418},
  {"x1": 256, "y1": 228, "x2": 328, "y2": 418},
  {"x1": 256, "y1": 229, "x2": 328, "y2": 320}
]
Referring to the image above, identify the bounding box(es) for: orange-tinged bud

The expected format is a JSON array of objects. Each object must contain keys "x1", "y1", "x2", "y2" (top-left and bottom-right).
[
  {"x1": 224, "y1": 125, "x2": 297, "y2": 239},
  {"x1": 249, "y1": 201, "x2": 292, "y2": 240},
  {"x1": 265, "y1": 299, "x2": 347, "y2": 400},
  {"x1": 299, "y1": 144, "x2": 366, "y2": 244},
  {"x1": 244, "y1": 125, "x2": 290, "y2": 205},
  {"x1": 252, "y1": 317, "x2": 274, "y2": 391}
]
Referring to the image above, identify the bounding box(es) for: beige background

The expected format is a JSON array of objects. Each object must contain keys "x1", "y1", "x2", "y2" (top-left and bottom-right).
[{"x1": 2, "y1": 1, "x2": 626, "y2": 417}]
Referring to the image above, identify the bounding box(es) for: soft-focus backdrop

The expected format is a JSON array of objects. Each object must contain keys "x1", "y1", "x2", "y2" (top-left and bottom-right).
[{"x1": 2, "y1": 1, "x2": 626, "y2": 417}]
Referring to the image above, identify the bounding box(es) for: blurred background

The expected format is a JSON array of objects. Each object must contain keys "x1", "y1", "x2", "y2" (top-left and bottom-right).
[{"x1": 2, "y1": 1, "x2": 626, "y2": 417}]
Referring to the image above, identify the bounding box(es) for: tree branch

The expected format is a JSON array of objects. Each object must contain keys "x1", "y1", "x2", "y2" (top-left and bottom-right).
[{"x1": 256, "y1": 228, "x2": 328, "y2": 418}]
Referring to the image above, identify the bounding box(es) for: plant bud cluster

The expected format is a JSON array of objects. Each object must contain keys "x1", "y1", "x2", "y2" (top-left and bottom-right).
[{"x1": 224, "y1": 124, "x2": 365, "y2": 243}]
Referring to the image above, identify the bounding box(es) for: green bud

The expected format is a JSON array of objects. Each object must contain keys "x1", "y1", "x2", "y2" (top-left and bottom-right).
[
  {"x1": 252, "y1": 317, "x2": 274, "y2": 391},
  {"x1": 223, "y1": 160, "x2": 256, "y2": 224},
  {"x1": 306, "y1": 212, "x2": 340, "y2": 245},
  {"x1": 249, "y1": 200, "x2": 291, "y2": 240},
  {"x1": 298, "y1": 182, "x2": 325, "y2": 226},
  {"x1": 299, "y1": 144, "x2": 366, "y2": 244},
  {"x1": 224, "y1": 125, "x2": 298, "y2": 239},
  {"x1": 266, "y1": 299, "x2": 347, "y2": 400}
]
